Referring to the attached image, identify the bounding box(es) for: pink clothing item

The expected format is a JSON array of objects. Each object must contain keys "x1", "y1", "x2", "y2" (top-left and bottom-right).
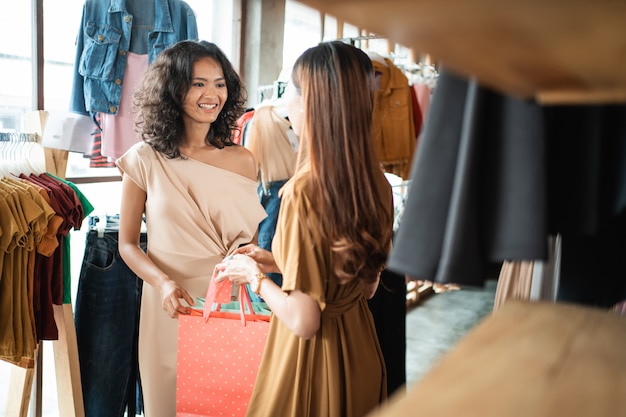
[
  {"x1": 414, "y1": 82, "x2": 432, "y2": 127},
  {"x1": 101, "y1": 52, "x2": 148, "y2": 160}
]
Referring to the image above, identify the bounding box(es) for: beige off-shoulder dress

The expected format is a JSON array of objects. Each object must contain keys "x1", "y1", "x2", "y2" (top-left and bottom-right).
[{"x1": 116, "y1": 142, "x2": 266, "y2": 417}]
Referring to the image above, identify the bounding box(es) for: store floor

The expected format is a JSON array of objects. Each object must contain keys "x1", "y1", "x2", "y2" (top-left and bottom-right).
[{"x1": 0, "y1": 281, "x2": 497, "y2": 416}]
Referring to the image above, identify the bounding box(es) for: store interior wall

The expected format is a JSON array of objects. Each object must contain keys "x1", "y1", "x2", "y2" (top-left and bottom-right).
[{"x1": 240, "y1": 0, "x2": 286, "y2": 107}]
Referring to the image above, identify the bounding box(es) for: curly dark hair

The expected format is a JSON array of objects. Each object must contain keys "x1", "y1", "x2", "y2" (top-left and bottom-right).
[{"x1": 132, "y1": 40, "x2": 247, "y2": 158}]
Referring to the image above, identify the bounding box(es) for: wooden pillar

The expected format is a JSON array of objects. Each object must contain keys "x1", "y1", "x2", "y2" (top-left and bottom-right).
[{"x1": 240, "y1": 0, "x2": 286, "y2": 107}]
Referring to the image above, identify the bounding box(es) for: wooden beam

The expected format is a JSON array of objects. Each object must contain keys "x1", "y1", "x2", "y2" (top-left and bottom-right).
[{"x1": 297, "y1": 0, "x2": 626, "y2": 104}]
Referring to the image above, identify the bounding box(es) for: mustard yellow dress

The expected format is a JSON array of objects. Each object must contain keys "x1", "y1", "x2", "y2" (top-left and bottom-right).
[
  {"x1": 116, "y1": 142, "x2": 266, "y2": 417},
  {"x1": 246, "y1": 170, "x2": 394, "y2": 417}
]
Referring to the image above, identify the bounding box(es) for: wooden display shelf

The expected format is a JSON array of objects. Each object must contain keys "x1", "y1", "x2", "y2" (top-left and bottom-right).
[
  {"x1": 298, "y1": 0, "x2": 626, "y2": 104},
  {"x1": 368, "y1": 300, "x2": 626, "y2": 417}
]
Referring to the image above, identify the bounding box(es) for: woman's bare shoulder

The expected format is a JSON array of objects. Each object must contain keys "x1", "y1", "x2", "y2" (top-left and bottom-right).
[{"x1": 224, "y1": 144, "x2": 257, "y2": 180}]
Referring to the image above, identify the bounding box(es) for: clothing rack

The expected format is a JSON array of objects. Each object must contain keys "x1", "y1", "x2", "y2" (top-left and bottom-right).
[
  {"x1": 0, "y1": 132, "x2": 44, "y2": 176},
  {"x1": 5, "y1": 110, "x2": 84, "y2": 417},
  {"x1": 257, "y1": 80, "x2": 288, "y2": 103},
  {"x1": 337, "y1": 34, "x2": 386, "y2": 47},
  {"x1": 402, "y1": 62, "x2": 439, "y2": 90},
  {"x1": 0, "y1": 132, "x2": 39, "y2": 142}
]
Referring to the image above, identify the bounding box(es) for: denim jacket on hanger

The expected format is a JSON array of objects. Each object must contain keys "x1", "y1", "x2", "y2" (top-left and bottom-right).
[{"x1": 70, "y1": 0, "x2": 198, "y2": 117}]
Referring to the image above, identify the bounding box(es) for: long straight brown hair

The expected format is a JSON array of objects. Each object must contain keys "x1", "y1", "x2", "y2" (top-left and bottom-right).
[{"x1": 291, "y1": 41, "x2": 393, "y2": 284}]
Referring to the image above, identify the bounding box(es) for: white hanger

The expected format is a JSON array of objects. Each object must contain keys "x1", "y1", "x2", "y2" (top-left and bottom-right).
[
  {"x1": 0, "y1": 132, "x2": 46, "y2": 177},
  {"x1": 367, "y1": 51, "x2": 389, "y2": 66}
]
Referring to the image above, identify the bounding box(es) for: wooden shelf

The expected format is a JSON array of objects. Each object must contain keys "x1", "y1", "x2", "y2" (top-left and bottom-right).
[
  {"x1": 298, "y1": 0, "x2": 626, "y2": 104},
  {"x1": 368, "y1": 300, "x2": 626, "y2": 417}
]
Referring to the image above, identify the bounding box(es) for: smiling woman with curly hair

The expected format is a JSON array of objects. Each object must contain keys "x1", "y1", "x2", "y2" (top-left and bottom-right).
[
  {"x1": 132, "y1": 40, "x2": 247, "y2": 158},
  {"x1": 116, "y1": 40, "x2": 267, "y2": 417}
]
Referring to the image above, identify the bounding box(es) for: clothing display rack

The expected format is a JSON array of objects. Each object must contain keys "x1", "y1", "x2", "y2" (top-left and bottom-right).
[
  {"x1": 337, "y1": 34, "x2": 386, "y2": 49},
  {"x1": 4, "y1": 110, "x2": 84, "y2": 417},
  {"x1": 257, "y1": 80, "x2": 288, "y2": 104}
]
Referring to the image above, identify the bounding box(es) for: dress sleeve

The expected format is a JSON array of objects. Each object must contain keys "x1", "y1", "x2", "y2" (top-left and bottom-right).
[
  {"x1": 115, "y1": 143, "x2": 150, "y2": 192},
  {"x1": 272, "y1": 185, "x2": 328, "y2": 311}
]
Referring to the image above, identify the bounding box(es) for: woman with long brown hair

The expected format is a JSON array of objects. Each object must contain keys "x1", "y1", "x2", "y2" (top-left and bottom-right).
[{"x1": 216, "y1": 40, "x2": 394, "y2": 417}]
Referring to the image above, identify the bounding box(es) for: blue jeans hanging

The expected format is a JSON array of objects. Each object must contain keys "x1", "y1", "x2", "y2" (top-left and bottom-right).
[
  {"x1": 257, "y1": 180, "x2": 287, "y2": 287},
  {"x1": 247, "y1": 180, "x2": 287, "y2": 302},
  {"x1": 74, "y1": 228, "x2": 146, "y2": 417}
]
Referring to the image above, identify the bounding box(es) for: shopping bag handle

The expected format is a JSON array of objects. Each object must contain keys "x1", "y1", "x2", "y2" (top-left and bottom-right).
[{"x1": 203, "y1": 266, "x2": 260, "y2": 326}]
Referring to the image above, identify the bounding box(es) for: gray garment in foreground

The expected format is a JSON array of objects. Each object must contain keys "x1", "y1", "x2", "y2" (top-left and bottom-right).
[{"x1": 387, "y1": 68, "x2": 547, "y2": 286}]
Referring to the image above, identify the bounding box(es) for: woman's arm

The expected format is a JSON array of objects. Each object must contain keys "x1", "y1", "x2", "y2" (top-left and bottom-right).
[
  {"x1": 215, "y1": 253, "x2": 321, "y2": 339},
  {"x1": 232, "y1": 244, "x2": 280, "y2": 274},
  {"x1": 118, "y1": 175, "x2": 195, "y2": 318},
  {"x1": 251, "y1": 278, "x2": 321, "y2": 340}
]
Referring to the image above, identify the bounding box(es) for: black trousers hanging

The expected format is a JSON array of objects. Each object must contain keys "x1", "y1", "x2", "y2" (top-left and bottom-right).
[{"x1": 368, "y1": 268, "x2": 407, "y2": 396}]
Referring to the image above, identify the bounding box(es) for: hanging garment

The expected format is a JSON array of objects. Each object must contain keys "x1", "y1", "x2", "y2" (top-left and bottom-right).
[
  {"x1": 367, "y1": 267, "x2": 407, "y2": 397},
  {"x1": 83, "y1": 113, "x2": 116, "y2": 168},
  {"x1": 544, "y1": 104, "x2": 626, "y2": 307},
  {"x1": 409, "y1": 83, "x2": 423, "y2": 144},
  {"x1": 1, "y1": 165, "x2": 90, "y2": 367},
  {"x1": 100, "y1": 53, "x2": 148, "y2": 159},
  {"x1": 388, "y1": 68, "x2": 626, "y2": 307},
  {"x1": 244, "y1": 105, "x2": 298, "y2": 290},
  {"x1": 233, "y1": 108, "x2": 255, "y2": 145},
  {"x1": 70, "y1": 0, "x2": 198, "y2": 118},
  {"x1": 388, "y1": 68, "x2": 547, "y2": 286},
  {"x1": 0, "y1": 178, "x2": 51, "y2": 367},
  {"x1": 493, "y1": 260, "x2": 535, "y2": 311},
  {"x1": 413, "y1": 81, "x2": 432, "y2": 133},
  {"x1": 372, "y1": 58, "x2": 417, "y2": 180},
  {"x1": 256, "y1": 179, "x2": 289, "y2": 288},
  {"x1": 245, "y1": 105, "x2": 298, "y2": 190},
  {"x1": 75, "y1": 217, "x2": 146, "y2": 417},
  {"x1": 20, "y1": 173, "x2": 89, "y2": 339}
]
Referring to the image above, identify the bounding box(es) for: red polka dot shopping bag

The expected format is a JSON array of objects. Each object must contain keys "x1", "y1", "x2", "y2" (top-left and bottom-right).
[{"x1": 176, "y1": 268, "x2": 271, "y2": 417}]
